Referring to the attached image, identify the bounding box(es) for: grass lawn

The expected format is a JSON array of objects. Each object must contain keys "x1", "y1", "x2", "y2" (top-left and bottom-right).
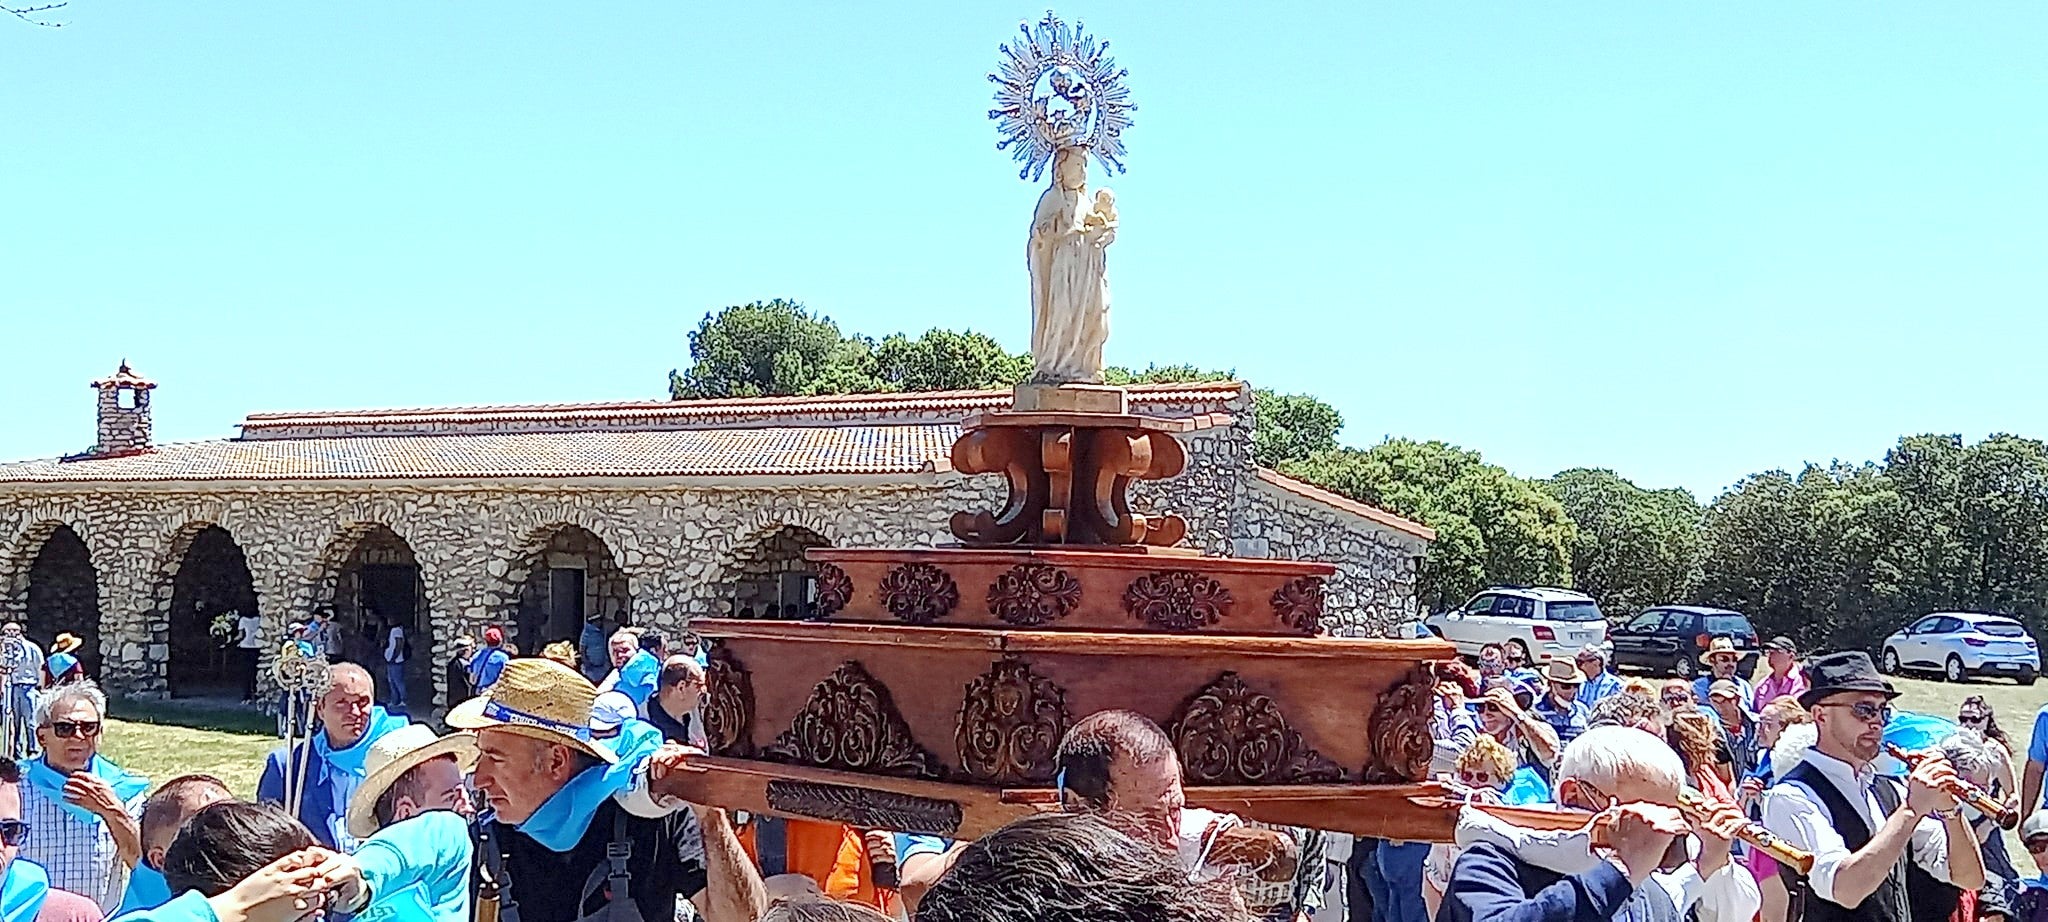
[{"x1": 100, "y1": 699, "x2": 279, "y2": 798}]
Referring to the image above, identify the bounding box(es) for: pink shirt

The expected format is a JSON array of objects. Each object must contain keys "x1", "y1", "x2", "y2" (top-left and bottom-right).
[
  {"x1": 38, "y1": 889, "x2": 103, "y2": 922},
  {"x1": 1753, "y1": 667, "x2": 1808, "y2": 711}
]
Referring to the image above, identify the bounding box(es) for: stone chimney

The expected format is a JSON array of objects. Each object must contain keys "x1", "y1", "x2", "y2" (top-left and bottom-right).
[{"x1": 89, "y1": 361, "x2": 156, "y2": 457}]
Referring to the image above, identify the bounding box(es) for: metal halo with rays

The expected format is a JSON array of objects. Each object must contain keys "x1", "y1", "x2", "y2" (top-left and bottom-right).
[{"x1": 988, "y1": 11, "x2": 1134, "y2": 182}]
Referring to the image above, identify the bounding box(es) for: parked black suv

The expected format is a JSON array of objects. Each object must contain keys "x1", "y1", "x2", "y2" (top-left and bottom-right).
[{"x1": 1610, "y1": 606, "x2": 1760, "y2": 678}]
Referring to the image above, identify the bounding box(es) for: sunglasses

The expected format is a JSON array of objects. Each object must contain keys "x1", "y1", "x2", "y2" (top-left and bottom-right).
[
  {"x1": 1819, "y1": 701, "x2": 1894, "y2": 725},
  {"x1": 1456, "y1": 771, "x2": 1500, "y2": 787},
  {"x1": 47, "y1": 720, "x2": 101, "y2": 739},
  {"x1": 2029, "y1": 838, "x2": 2048, "y2": 855},
  {"x1": 1661, "y1": 695, "x2": 1690, "y2": 705},
  {"x1": 1960, "y1": 714, "x2": 1988, "y2": 725},
  {"x1": 0, "y1": 820, "x2": 23, "y2": 848}
]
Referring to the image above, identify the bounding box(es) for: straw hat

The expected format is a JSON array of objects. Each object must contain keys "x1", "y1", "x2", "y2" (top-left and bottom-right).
[
  {"x1": 447, "y1": 658, "x2": 616, "y2": 763},
  {"x1": 541, "y1": 641, "x2": 578, "y2": 669},
  {"x1": 1541, "y1": 660, "x2": 1584, "y2": 685},
  {"x1": 343, "y1": 725, "x2": 478, "y2": 839},
  {"x1": 1704, "y1": 636, "x2": 1741, "y2": 663},
  {"x1": 49, "y1": 634, "x2": 81, "y2": 655}
]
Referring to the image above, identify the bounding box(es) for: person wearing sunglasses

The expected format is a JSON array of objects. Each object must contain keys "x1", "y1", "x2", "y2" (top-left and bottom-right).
[
  {"x1": 1994, "y1": 810, "x2": 2048, "y2": 922},
  {"x1": 0, "y1": 755, "x2": 105, "y2": 922},
  {"x1": 17, "y1": 681, "x2": 146, "y2": 914},
  {"x1": 1422, "y1": 737, "x2": 1515, "y2": 920},
  {"x1": 1759, "y1": 651, "x2": 1987, "y2": 922}
]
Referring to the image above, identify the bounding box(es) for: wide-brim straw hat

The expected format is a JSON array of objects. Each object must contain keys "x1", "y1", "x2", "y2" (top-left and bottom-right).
[
  {"x1": 1704, "y1": 636, "x2": 1741, "y2": 662},
  {"x1": 344, "y1": 725, "x2": 478, "y2": 839},
  {"x1": 50, "y1": 634, "x2": 81, "y2": 655},
  {"x1": 1542, "y1": 660, "x2": 1584, "y2": 685},
  {"x1": 447, "y1": 658, "x2": 617, "y2": 764}
]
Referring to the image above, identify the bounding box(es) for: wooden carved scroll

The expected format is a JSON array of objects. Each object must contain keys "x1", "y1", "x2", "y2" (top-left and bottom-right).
[
  {"x1": 762, "y1": 662, "x2": 944, "y2": 780},
  {"x1": 813, "y1": 563, "x2": 854, "y2": 616},
  {"x1": 1170, "y1": 672, "x2": 1347, "y2": 785},
  {"x1": 1270, "y1": 576, "x2": 1326, "y2": 635},
  {"x1": 703, "y1": 644, "x2": 754, "y2": 757},
  {"x1": 985, "y1": 563, "x2": 1082, "y2": 626},
  {"x1": 956, "y1": 656, "x2": 1070, "y2": 786},
  {"x1": 880, "y1": 563, "x2": 959, "y2": 624},
  {"x1": 1363, "y1": 664, "x2": 1439, "y2": 783},
  {"x1": 949, "y1": 417, "x2": 1188, "y2": 547},
  {"x1": 764, "y1": 780, "x2": 964, "y2": 837},
  {"x1": 1123, "y1": 569, "x2": 1233, "y2": 631}
]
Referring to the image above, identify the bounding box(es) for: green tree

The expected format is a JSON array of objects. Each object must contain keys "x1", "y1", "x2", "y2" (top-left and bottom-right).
[
  {"x1": 1103, "y1": 364, "x2": 1236, "y2": 385},
  {"x1": 1284, "y1": 439, "x2": 1575, "y2": 611},
  {"x1": 1251, "y1": 391, "x2": 1343, "y2": 467},
  {"x1": 668, "y1": 299, "x2": 880, "y2": 399},
  {"x1": 872, "y1": 329, "x2": 1030, "y2": 391},
  {"x1": 1539, "y1": 468, "x2": 1702, "y2": 618}
]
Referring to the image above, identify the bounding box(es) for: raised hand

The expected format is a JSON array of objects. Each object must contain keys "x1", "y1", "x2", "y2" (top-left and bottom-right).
[
  {"x1": 62, "y1": 773, "x2": 123, "y2": 818},
  {"x1": 1606, "y1": 803, "x2": 1685, "y2": 885},
  {"x1": 219, "y1": 849, "x2": 335, "y2": 922},
  {"x1": 1906, "y1": 754, "x2": 1962, "y2": 815}
]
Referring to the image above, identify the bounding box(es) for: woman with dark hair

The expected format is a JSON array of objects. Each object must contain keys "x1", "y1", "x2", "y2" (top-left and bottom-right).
[
  {"x1": 1960, "y1": 695, "x2": 2019, "y2": 799},
  {"x1": 162, "y1": 802, "x2": 318, "y2": 898}
]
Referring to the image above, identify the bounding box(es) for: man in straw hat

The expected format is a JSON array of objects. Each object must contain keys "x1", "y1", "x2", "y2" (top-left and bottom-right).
[
  {"x1": 1691, "y1": 637, "x2": 1753, "y2": 709},
  {"x1": 1760, "y1": 651, "x2": 1986, "y2": 922},
  {"x1": 452, "y1": 657, "x2": 759, "y2": 922},
  {"x1": 257, "y1": 662, "x2": 411, "y2": 851},
  {"x1": 1530, "y1": 659, "x2": 1592, "y2": 747},
  {"x1": 42, "y1": 635, "x2": 83, "y2": 687},
  {"x1": 329, "y1": 723, "x2": 481, "y2": 922}
]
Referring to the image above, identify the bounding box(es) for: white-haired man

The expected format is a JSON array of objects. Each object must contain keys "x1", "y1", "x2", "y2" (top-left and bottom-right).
[
  {"x1": 1762, "y1": 652, "x2": 1985, "y2": 922},
  {"x1": 1441, "y1": 725, "x2": 1759, "y2": 922},
  {"x1": 1574, "y1": 644, "x2": 1622, "y2": 709},
  {"x1": 18, "y1": 681, "x2": 145, "y2": 912}
]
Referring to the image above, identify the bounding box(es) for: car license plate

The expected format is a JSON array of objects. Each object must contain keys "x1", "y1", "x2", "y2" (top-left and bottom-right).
[{"x1": 1569, "y1": 630, "x2": 1594, "y2": 642}]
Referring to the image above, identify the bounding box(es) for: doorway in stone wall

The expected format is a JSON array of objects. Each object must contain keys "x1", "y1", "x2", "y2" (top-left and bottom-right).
[
  {"x1": 166, "y1": 525, "x2": 258, "y2": 698},
  {"x1": 22, "y1": 525, "x2": 101, "y2": 677},
  {"x1": 323, "y1": 526, "x2": 432, "y2": 709}
]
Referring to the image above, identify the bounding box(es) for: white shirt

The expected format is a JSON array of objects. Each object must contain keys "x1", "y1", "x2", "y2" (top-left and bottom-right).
[
  {"x1": 1452, "y1": 805, "x2": 1760, "y2": 922},
  {"x1": 385, "y1": 626, "x2": 406, "y2": 664},
  {"x1": 1760, "y1": 746, "x2": 1953, "y2": 905},
  {"x1": 235, "y1": 615, "x2": 263, "y2": 650},
  {"x1": 20, "y1": 774, "x2": 145, "y2": 911}
]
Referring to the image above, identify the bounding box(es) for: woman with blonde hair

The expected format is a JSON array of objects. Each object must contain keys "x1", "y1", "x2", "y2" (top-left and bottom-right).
[
  {"x1": 1422, "y1": 736, "x2": 1517, "y2": 919},
  {"x1": 1668, "y1": 708, "x2": 1735, "y2": 800}
]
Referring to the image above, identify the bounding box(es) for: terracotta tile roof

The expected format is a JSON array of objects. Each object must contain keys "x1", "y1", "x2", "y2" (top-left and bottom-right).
[
  {"x1": 1253, "y1": 468, "x2": 1437, "y2": 542},
  {"x1": 0, "y1": 426, "x2": 962, "y2": 483},
  {"x1": 238, "y1": 382, "x2": 1248, "y2": 439}
]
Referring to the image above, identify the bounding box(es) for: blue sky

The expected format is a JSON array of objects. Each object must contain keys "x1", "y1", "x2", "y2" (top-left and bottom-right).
[{"x1": 5, "y1": 2, "x2": 2045, "y2": 500}]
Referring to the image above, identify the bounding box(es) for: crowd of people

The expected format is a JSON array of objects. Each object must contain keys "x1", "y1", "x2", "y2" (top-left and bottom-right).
[{"x1": 0, "y1": 614, "x2": 2041, "y2": 922}]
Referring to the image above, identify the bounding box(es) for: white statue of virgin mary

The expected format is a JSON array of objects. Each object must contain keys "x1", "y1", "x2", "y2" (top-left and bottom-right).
[{"x1": 1027, "y1": 146, "x2": 1117, "y2": 385}]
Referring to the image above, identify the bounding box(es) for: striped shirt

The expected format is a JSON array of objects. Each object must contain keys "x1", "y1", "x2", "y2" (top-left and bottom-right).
[{"x1": 20, "y1": 777, "x2": 143, "y2": 911}]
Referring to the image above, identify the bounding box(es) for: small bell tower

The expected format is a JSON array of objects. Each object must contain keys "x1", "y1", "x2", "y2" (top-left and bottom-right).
[{"x1": 89, "y1": 361, "x2": 156, "y2": 457}]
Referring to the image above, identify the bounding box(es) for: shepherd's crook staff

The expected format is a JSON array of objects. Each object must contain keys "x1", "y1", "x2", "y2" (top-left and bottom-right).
[{"x1": 270, "y1": 641, "x2": 330, "y2": 820}]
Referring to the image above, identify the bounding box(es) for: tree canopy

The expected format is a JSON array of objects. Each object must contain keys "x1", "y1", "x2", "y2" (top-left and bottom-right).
[{"x1": 1539, "y1": 469, "x2": 1702, "y2": 619}]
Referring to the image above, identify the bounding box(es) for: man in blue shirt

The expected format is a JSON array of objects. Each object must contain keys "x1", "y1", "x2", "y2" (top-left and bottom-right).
[
  {"x1": 1574, "y1": 644, "x2": 1622, "y2": 709},
  {"x1": 1529, "y1": 661, "x2": 1591, "y2": 747},
  {"x1": 257, "y1": 663, "x2": 410, "y2": 850}
]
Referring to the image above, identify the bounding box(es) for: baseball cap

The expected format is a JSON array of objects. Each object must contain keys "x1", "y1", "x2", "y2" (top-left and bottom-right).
[
  {"x1": 2024, "y1": 810, "x2": 2048, "y2": 842},
  {"x1": 589, "y1": 690, "x2": 638, "y2": 739},
  {"x1": 1708, "y1": 679, "x2": 1742, "y2": 700},
  {"x1": 1766, "y1": 636, "x2": 1797, "y2": 654}
]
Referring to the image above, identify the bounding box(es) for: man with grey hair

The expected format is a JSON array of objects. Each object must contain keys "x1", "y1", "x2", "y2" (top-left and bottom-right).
[
  {"x1": 1441, "y1": 725, "x2": 1758, "y2": 922},
  {"x1": 1574, "y1": 644, "x2": 1622, "y2": 709},
  {"x1": 19, "y1": 680, "x2": 146, "y2": 912}
]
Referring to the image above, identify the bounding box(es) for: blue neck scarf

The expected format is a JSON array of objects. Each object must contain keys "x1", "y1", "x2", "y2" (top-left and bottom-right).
[
  {"x1": 617, "y1": 651, "x2": 660, "y2": 709},
  {"x1": 514, "y1": 719, "x2": 664, "y2": 852},
  {"x1": 43, "y1": 654, "x2": 75, "y2": 679},
  {"x1": 0, "y1": 858, "x2": 48, "y2": 922},
  {"x1": 27, "y1": 755, "x2": 148, "y2": 825},
  {"x1": 315, "y1": 706, "x2": 409, "y2": 777},
  {"x1": 116, "y1": 863, "x2": 172, "y2": 915}
]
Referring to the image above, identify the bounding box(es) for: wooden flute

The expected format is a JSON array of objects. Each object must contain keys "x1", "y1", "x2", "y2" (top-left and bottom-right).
[
  {"x1": 1435, "y1": 783, "x2": 1815, "y2": 876},
  {"x1": 1885, "y1": 743, "x2": 2020, "y2": 829}
]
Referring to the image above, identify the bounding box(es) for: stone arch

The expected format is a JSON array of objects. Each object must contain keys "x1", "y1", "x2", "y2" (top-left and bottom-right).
[
  {"x1": 154, "y1": 522, "x2": 259, "y2": 698},
  {"x1": 6, "y1": 522, "x2": 103, "y2": 676},
  {"x1": 305, "y1": 522, "x2": 434, "y2": 710},
  {"x1": 715, "y1": 523, "x2": 833, "y2": 619},
  {"x1": 500, "y1": 522, "x2": 631, "y2": 664}
]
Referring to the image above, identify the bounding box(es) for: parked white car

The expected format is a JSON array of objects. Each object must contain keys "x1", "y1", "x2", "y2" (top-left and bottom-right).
[
  {"x1": 1425, "y1": 587, "x2": 1608, "y2": 664},
  {"x1": 1882, "y1": 612, "x2": 2039, "y2": 685}
]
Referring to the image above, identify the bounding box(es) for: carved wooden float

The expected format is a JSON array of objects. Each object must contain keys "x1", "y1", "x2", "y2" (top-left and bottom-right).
[{"x1": 682, "y1": 400, "x2": 1463, "y2": 841}]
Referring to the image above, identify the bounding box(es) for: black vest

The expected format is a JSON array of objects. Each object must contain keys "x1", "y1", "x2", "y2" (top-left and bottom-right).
[{"x1": 1778, "y1": 761, "x2": 1909, "y2": 922}]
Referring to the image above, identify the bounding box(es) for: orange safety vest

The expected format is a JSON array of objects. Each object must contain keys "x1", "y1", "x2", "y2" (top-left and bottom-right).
[{"x1": 737, "y1": 818, "x2": 895, "y2": 912}]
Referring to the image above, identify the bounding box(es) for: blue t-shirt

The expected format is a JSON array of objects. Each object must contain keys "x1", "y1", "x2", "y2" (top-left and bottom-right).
[
  {"x1": 354, "y1": 810, "x2": 474, "y2": 922},
  {"x1": 1530, "y1": 695, "x2": 1591, "y2": 746},
  {"x1": 1577, "y1": 670, "x2": 1622, "y2": 708},
  {"x1": 467, "y1": 648, "x2": 508, "y2": 694}
]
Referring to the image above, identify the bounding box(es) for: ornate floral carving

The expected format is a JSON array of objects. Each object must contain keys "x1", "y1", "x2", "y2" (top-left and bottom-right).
[
  {"x1": 763, "y1": 662, "x2": 944, "y2": 780},
  {"x1": 985, "y1": 564, "x2": 1082, "y2": 626},
  {"x1": 765, "y1": 781, "x2": 964, "y2": 837},
  {"x1": 878, "y1": 563, "x2": 960, "y2": 625},
  {"x1": 1170, "y1": 672, "x2": 1346, "y2": 785},
  {"x1": 1363, "y1": 665, "x2": 1439, "y2": 783},
  {"x1": 813, "y1": 563, "x2": 854, "y2": 616},
  {"x1": 1270, "y1": 576, "x2": 1325, "y2": 634},
  {"x1": 1122, "y1": 569, "x2": 1232, "y2": 631},
  {"x1": 956, "y1": 656, "x2": 1070, "y2": 785},
  {"x1": 703, "y1": 644, "x2": 754, "y2": 757}
]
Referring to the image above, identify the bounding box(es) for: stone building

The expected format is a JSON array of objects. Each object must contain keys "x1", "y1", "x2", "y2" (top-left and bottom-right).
[{"x1": 0, "y1": 364, "x2": 1433, "y2": 706}]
